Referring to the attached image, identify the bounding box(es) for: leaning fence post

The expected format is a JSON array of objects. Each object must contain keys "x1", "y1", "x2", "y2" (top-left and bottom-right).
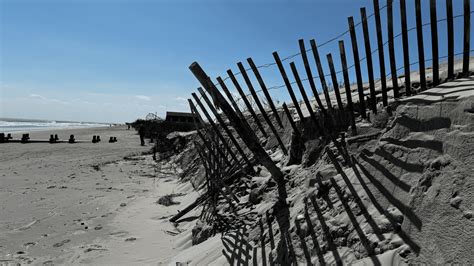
[
  {"x1": 361, "y1": 7, "x2": 377, "y2": 114},
  {"x1": 237, "y1": 62, "x2": 288, "y2": 155},
  {"x1": 282, "y1": 102, "x2": 300, "y2": 137},
  {"x1": 446, "y1": 0, "x2": 454, "y2": 80},
  {"x1": 247, "y1": 58, "x2": 284, "y2": 128},
  {"x1": 387, "y1": 0, "x2": 400, "y2": 98},
  {"x1": 463, "y1": 0, "x2": 471, "y2": 77},
  {"x1": 227, "y1": 69, "x2": 268, "y2": 138},
  {"x1": 273, "y1": 52, "x2": 305, "y2": 122},
  {"x1": 310, "y1": 40, "x2": 332, "y2": 109},
  {"x1": 197, "y1": 87, "x2": 254, "y2": 167},
  {"x1": 189, "y1": 62, "x2": 285, "y2": 189},
  {"x1": 430, "y1": 0, "x2": 440, "y2": 86},
  {"x1": 339, "y1": 40, "x2": 357, "y2": 136},
  {"x1": 400, "y1": 0, "x2": 411, "y2": 95},
  {"x1": 415, "y1": 0, "x2": 427, "y2": 91},
  {"x1": 373, "y1": 0, "x2": 388, "y2": 106},
  {"x1": 348, "y1": 16, "x2": 367, "y2": 118},
  {"x1": 326, "y1": 53, "x2": 344, "y2": 111},
  {"x1": 217, "y1": 77, "x2": 245, "y2": 119},
  {"x1": 299, "y1": 39, "x2": 327, "y2": 115}
]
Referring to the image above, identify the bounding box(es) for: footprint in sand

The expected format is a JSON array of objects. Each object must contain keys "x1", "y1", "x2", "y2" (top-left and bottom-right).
[{"x1": 53, "y1": 239, "x2": 70, "y2": 247}]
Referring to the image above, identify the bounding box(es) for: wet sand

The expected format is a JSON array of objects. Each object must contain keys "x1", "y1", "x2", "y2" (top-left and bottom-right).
[{"x1": 0, "y1": 126, "x2": 198, "y2": 264}]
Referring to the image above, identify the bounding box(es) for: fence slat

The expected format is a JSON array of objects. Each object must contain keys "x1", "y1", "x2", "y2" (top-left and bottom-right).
[
  {"x1": 217, "y1": 77, "x2": 245, "y2": 119},
  {"x1": 192, "y1": 92, "x2": 241, "y2": 165},
  {"x1": 463, "y1": 0, "x2": 471, "y2": 77},
  {"x1": 273, "y1": 51, "x2": 305, "y2": 122},
  {"x1": 290, "y1": 62, "x2": 323, "y2": 135},
  {"x1": 247, "y1": 58, "x2": 284, "y2": 128},
  {"x1": 299, "y1": 39, "x2": 327, "y2": 115},
  {"x1": 326, "y1": 53, "x2": 344, "y2": 112},
  {"x1": 238, "y1": 62, "x2": 288, "y2": 155},
  {"x1": 339, "y1": 40, "x2": 357, "y2": 135},
  {"x1": 361, "y1": 8, "x2": 377, "y2": 114},
  {"x1": 415, "y1": 0, "x2": 427, "y2": 91},
  {"x1": 430, "y1": 0, "x2": 439, "y2": 86},
  {"x1": 310, "y1": 39, "x2": 332, "y2": 109},
  {"x1": 387, "y1": 0, "x2": 399, "y2": 98},
  {"x1": 400, "y1": 0, "x2": 411, "y2": 95},
  {"x1": 282, "y1": 103, "x2": 300, "y2": 136},
  {"x1": 348, "y1": 16, "x2": 367, "y2": 118},
  {"x1": 227, "y1": 69, "x2": 268, "y2": 138},
  {"x1": 189, "y1": 62, "x2": 285, "y2": 184},
  {"x1": 197, "y1": 87, "x2": 254, "y2": 167},
  {"x1": 188, "y1": 99, "x2": 233, "y2": 168},
  {"x1": 447, "y1": 0, "x2": 454, "y2": 80},
  {"x1": 373, "y1": 0, "x2": 388, "y2": 106}
]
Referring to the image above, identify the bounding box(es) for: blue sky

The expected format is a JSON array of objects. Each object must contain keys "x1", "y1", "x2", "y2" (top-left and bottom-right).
[{"x1": 0, "y1": 0, "x2": 471, "y2": 123}]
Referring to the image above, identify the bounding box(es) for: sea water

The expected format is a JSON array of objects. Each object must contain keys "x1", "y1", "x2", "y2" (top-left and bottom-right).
[{"x1": 0, "y1": 118, "x2": 108, "y2": 133}]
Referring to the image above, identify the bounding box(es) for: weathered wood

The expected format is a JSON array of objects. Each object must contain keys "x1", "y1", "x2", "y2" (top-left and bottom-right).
[
  {"x1": 400, "y1": 0, "x2": 411, "y2": 95},
  {"x1": 273, "y1": 51, "x2": 305, "y2": 121},
  {"x1": 326, "y1": 53, "x2": 344, "y2": 111},
  {"x1": 197, "y1": 87, "x2": 254, "y2": 167},
  {"x1": 338, "y1": 40, "x2": 357, "y2": 136},
  {"x1": 361, "y1": 8, "x2": 377, "y2": 114},
  {"x1": 189, "y1": 100, "x2": 233, "y2": 168},
  {"x1": 447, "y1": 0, "x2": 454, "y2": 80},
  {"x1": 170, "y1": 193, "x2": 208, "y2": 223},
  {"x1": 310, "y1": 39, "x2": 332, "y2": 109},
  {"x1": 227, "y1": 69, "x2": 268, "y2": 138},
  {"x1": 192, "y1": 92, "x2": 241, "y2": 165},
  {"x1": 247, "y1": 58, "x2": 284, "y2": 128},
  {"x1": 289, "y1": 62, "x2": 323, "y2": 135},
  {"x1": 217, "y1": 76, "x2": 245, "y2": 119},
  {"x1": 415, "y1": 0, "x2": 427, "y2": 91},
  {"x1": 282, "y1": 102, "x2": 300, "y2": 136},
  {"x1": 373, "y1": 0, "x2": 388, "y2": 106},
  {"x1": 237, "y1": 62, "x2": 288, "y2": 155},
  {"x1": 463, "y1": 0, "x2": 471, "y2": 77},
  {"x1": 299, "y1": 39, "x2": 327, "y2": 115},
  {"x1": 387, "y1": 0, "x2": 399, "y2": 98},
  {"x1": 430, "y1": 0, "x2": 439, "y2": 86},
  {"x1": 348, "y1": 16, "x2": 367, "y2": 118},
  {"x1": 189, "y1": 62, "x2": 285, "y2": 188}
]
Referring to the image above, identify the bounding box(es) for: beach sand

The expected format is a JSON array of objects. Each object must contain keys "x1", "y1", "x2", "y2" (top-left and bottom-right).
[{"x1": 0, "y1": 126, "x2": 198, "y2": 265}]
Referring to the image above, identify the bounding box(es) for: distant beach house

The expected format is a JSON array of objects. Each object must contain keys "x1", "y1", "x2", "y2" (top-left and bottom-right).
[{"x1": 165, "y1": 111, "x2": 197, "y2": 124}]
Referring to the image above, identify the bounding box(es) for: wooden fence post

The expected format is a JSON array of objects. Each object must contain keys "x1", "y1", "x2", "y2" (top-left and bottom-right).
[
  {"x1": 387, "y1": 0, "x2": 400, "y2": 98},
  {"x1": 339, "y1": 40, "x2": 357, "y2": 136},
  {"x1": 373, "y1": 0, "x2": 388, "y2": 106},
  {"x1": 289, "y1": 62, "x2": 323, "y2": 135},
  {"x1": 310, "y1": 40, "x2": 332, "y2": 109},
  {"x1": 282, "y1": 102, "x2": 300, "y2": 136},
  {"x1": 197, "y1": 87, "x2": 254, "y2": 167},
  {"x1": 430, "y1": 0, "x2": 440, "y2": 86},
  {"x1": 415, "y1": 0, "x2": 427, "y2": 91},
  {"x1": 247, "y1": 58, "x2": 284, "y2": 128},
  {"x1": 463, "y1": 0, "x2": 471, "y2": 77},
  {"x1": 447, "y1": 0, "x2": 454, "y2": 80},
  {"x1": 273, "y1": 51, "x2": 305, "y2": 122},
  {"x1": 348, "y1": 16, "x2": 367, "y2": 118},
  {"x1": 361, "y1": 7, "x2": 377, "y2": 114},
  {"x1": 237, "y1": 62, "x2": 288, "y2": 155},
  {"x1": 217, "y1": 77, "x2": 245, "y2": 119},
  {"x1": 227, "y1": 69, "x2": 268, "y2": 138},
  {"x1": 191, "y1": 92, "x2": 241, "y2": 165},
  {"x1": 326, "y1": 53, "x2": 344, "y2": 111},
  {"x1": 189, "y1": 62, "x2": 285, "y2": 190},
  {"x1": 400, "y1": 0, "x2": 411, "y2": 95},
  {"x1": 299, "y1": 39, "x2": 327, "y2": 115}
]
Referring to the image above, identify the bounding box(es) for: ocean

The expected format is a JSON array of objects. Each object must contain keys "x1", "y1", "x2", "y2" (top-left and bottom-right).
[{"x1": 0, "y1": 118, "x2": 108, "y2": 133}]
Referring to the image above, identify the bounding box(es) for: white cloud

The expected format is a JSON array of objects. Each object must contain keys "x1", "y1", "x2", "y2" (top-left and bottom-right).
[
  {"x1": 135, "y1": 95, "x2": 151, "y2": 101},
  {"x1": 174, "y1": 96, "x2": 187, "y2": 101},
  {"x1": 29, "y1": 93, "x2": 69, "y2": 105},
  {"x1": 29, "y1": 94, "x2": 47, "y2": 100}
]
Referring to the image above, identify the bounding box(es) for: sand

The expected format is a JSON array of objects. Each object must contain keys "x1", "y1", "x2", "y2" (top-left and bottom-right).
[{"x1": 0, "y1": 126, "x2": 198, "y2": 265}]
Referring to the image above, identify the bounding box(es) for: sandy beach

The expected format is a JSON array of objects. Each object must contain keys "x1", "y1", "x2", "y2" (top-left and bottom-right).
[{"x1": 0, "y1": 126, "x2": 199, "y2": 265}]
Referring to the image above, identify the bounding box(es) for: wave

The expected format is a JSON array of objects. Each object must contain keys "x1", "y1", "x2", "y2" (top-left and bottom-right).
[{"x1": 0, "y1": 120, "x2": 107, "y2": 133}]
